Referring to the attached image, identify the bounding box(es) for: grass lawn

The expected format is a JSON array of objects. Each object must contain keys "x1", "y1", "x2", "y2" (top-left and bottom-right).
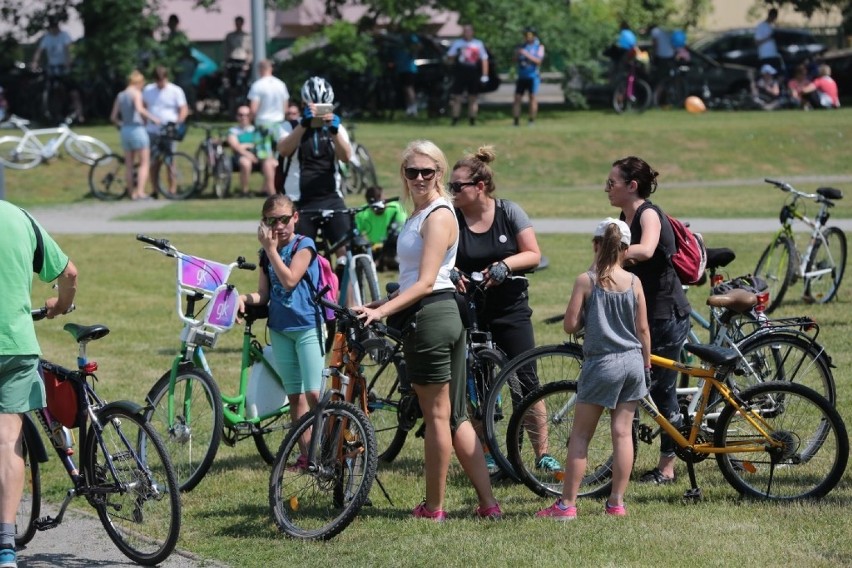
[{"x1": 16, "y1": 108, "x2": 852, "y2": 567}]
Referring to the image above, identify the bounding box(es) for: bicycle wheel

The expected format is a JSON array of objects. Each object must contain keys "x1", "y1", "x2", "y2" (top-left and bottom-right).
[
  {"x1": 86, "y1": 407, "x2": 181, "y2": 565},
  {"x1": 358, "y1": 337, "x2": 409, "y2": 462},
  {"x1": 193, "y1": 143, "x2": 211, "y2": 191},
  {"x1": 155, "y1": 151, "x2": 199, "y2": 200},
  {"x1": 482, "y1": 343, "x2": 584, "y2": 483},
  {"x1": 655, "y1": 75, "x2": 688, "y2": 108},
  {"x1": 253, "y1": 409, "x2": 293, "y2": 465},
  {"x1": 144, "y1": 368, "x2": 223, "y2": 492},
  {"x1": 64, "y1": 134, "x2": 112, "y2": 165},
  {"x1": 88, "y1": 153, "x2": 129, "y2": 200},
  {"x1": 212, "y1": 154, "x2": 232, "y2": 199},
  {"x1": 15, "y1": 428, "x2": 40, "y2": 547},
  {"x1": 733, "y1": 331, "x2": 836, "y2": 405},
  {"x1": 0, "y1": 136, "x2": 41, "y2": 169},
  {"x1": 804, "y1": 227, "x2": 847, "y2": 304},
  {"x1": 754, "y1": 235, "x2": 795, "y2": 313},
  {"x1": 269, "y1": 400, "x2": 377, "y2": 540},
  {"x1": 351, "y1": 143, "x2": 378, "y2": 192},
  {"x1": 467, "y1": 348, "x2": 508, "y2": 479},
  {"x1": 354, "y1": 256, "x2": 381, "y2": 305},
  {"x1": 612, "y1": 78, "x2": 652, "y2": 113},
  {"x1": 714, "y1": 381, "x2": 848, "y2": 500},
  {"x1": 507, "y1": 381, "x2": 637, "y2": 499}
]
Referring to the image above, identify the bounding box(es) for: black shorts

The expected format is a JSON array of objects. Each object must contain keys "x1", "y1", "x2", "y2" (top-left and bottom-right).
[
  {"x1": 450, "y1": 66, "x2": 481, "y2": 96},
  {"x1": 296, "y1": 197, "x2": 352, "y2": 251},
  {"x1": 397, "y1": 72, "x2": 416, "y2": 89},
  {"x1": 231, "y1": 154, "x2": 261, "y2": 172}
]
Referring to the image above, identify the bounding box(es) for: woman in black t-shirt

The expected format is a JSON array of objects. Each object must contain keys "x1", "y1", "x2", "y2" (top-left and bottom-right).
[{"x1": 451, "y1": 146, "x2": 561, "y2": 474}]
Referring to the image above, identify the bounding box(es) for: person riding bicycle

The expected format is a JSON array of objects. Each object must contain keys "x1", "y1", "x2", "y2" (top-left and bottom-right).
[
  {"x1": 277, "y1": 77, "x2": 352, "y2": 269},
  {"x1": 1, "y1": 202, "x2": 77, "y2": 568},
  {"x1": 30, "y1": 16, "x2": 84, "y2": 122},
  {"x1": 354, "y1": 186, "x2": 407, "y2": 271}
]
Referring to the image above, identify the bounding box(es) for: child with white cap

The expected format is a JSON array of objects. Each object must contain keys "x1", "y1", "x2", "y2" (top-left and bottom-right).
[{"x1": 536, "y1": 217, "x2": 651, "y2": 520}]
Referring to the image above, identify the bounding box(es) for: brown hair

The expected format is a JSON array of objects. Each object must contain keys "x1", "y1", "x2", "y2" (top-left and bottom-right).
[
  {"x1": 262, "y1": 194, "x2": 294, "y2": 215},
  {"x1": 594, "y1": 223, "x2": 627, "y2": 286},
  {"x1": 611, "y1": 156, "x2": 659, "y2": 199},
  {"x1": 453, "y1": 145, "x2": 496, "y2": 196}
]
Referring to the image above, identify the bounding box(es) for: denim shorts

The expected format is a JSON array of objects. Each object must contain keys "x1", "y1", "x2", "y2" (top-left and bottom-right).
[{"x1": 120, "y1": 125, "x2": 150, "y2": 152}]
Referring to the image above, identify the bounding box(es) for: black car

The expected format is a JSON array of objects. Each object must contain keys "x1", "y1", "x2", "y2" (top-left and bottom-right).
[{"x1": 691, "y1": 28, "x2": 827, "y2": 71}]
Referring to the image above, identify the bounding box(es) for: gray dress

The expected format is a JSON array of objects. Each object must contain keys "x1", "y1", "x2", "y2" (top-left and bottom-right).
[{"x1": 577, "y1": 272, "x2": 648, "y2": 408}]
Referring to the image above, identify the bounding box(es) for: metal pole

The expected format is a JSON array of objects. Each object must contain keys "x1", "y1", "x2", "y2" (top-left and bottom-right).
[{"x1": 250, "y1": 0, "x2": 267, "y2": 81}]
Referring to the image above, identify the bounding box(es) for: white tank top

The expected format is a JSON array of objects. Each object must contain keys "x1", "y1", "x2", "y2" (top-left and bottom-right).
[{"x1": 397, "y1": 197, "x2": 457, "y2": 293}]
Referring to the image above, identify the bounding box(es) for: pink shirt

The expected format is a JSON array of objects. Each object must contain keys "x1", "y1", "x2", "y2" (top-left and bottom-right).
[{"x1": 812, "y1": 76, "x2": 839, "y2": 107}]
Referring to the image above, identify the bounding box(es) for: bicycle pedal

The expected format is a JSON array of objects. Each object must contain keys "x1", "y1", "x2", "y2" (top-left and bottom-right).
[
  {"x1": 34, "y1": 516, "x2": 59, "y2": 530},
  {"x1": 682, "y1": 488, "x2": 703, "y2": 502}
]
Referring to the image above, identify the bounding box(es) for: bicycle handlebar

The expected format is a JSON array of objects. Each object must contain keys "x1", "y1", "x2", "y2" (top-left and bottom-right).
[
  {"x1": 313, "y1": 286, "x2": 403, "y2": 340},
  {"x1": 300, "y1": 196, "x2": 401, "y2": 220},
  {"x1": 765, "y1": 178, "x2": 818, "y2": 200},
  {"x1": 31, "y1": 304, "x2": 76, "y2": 321},
  {"x1": 136, "y1": 233, "x2": 172, "y2": 251}
]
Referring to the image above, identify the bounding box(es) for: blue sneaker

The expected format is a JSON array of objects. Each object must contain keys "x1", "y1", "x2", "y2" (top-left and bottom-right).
[
  {"x1": 484, "y1": 452, "x2": 499, "y2": 474},
  {"x1": 536, "y1": 454, "x2": 563, "y2": 473},
  {"x1": 0, "y1": 546, "x2": 17, "y2": 568}
]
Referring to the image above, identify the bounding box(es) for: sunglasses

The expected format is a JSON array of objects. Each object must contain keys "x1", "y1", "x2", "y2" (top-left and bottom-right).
[
  {"x1": 448, "y1": 181, "x2": 477, "y2": 194},
  {"x1": 262, "y1": 214, "x2": 294, "y2": 227},
  {"x1": 403, "y1": 167, "x2": 437, "y2": 181}
]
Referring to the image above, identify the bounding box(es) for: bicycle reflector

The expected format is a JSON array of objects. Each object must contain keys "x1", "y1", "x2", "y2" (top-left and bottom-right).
[{"x1": 755, "y1": 291, "x2": 770, "y2": 312}]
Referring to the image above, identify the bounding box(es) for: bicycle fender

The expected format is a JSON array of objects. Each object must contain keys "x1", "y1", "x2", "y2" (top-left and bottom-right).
[
  {"x1": 23, "y1": 413, "x2": 50, "y2": 463},
  {"x1": 95, "y1": 400, "x2": 145, "y2": 420}
]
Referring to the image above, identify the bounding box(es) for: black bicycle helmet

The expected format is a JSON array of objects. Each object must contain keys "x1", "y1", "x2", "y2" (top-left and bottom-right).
[{"x1": 301, "y1": 76, "x2": 334, "y2": 104}]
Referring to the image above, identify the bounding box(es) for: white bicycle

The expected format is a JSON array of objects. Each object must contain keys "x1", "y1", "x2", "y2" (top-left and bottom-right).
[{"x1": 0, "y1": 114, "x2": 111, "y2": 170}]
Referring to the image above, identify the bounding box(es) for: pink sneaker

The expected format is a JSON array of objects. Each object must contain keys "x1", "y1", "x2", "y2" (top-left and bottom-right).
[
  {"x1": 536, "y1": 500, "x2": 577, "y2": 521},
  {"x1": 605, "y1": 502, "x2": 627, "y2": 516},
  {"x1": 475, "y1": 502, "x2": 503, "y2": 520},
  {"x1": 412, "y1": 501, "x2": 447, "y2": 522},
  {"x1": 288, "y1": 454, "x2": 308, "y2": 472}
]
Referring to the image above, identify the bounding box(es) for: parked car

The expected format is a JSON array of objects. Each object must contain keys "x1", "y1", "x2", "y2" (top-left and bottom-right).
[{"x1": 691, "y1": 28, "x2": 827, "y2": 71}]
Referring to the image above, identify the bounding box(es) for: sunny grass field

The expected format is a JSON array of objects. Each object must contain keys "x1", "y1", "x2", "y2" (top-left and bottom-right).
[{"x1": 18, "y1": 108, "x2": 852, "y2": 566}]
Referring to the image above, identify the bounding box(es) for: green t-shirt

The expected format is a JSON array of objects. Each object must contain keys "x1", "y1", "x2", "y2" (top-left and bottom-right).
[
  {"x1": 0, "y1": 202, "x2": 69, "y2": 355},
  {"x1": 355, "y1": 202, "x2": 407, "y2": 244}
]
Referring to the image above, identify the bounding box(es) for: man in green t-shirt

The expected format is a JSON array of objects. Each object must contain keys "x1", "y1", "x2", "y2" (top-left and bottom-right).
[
  {"x1": 1, "y1": 201, "x2": 77, "y2": 567},
  {"x1": 354, "y1": 186, "x2": 407, "y2": 271}
]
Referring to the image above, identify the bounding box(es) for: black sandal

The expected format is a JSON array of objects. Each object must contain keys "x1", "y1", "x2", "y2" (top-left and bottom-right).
[{"x1": 638, "y1": 467, "x2": 675, "y2": 484}]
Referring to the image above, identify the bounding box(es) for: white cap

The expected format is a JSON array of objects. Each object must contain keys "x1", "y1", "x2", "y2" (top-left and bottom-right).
[
  {"x1": 760, "y1": 64, "x2": 777, "y2": 75},
  {"x1": 594, "y1": 217, "x2": 631, "y2": 246}
]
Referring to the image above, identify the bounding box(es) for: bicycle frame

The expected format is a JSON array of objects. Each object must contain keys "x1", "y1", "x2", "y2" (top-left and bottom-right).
[{"x1": 9, "y1": 118, "x2": 73, "y2": 160}]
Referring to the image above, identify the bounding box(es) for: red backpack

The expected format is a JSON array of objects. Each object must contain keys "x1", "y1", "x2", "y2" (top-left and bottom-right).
[{"x1": 665, "y1": 214, "x2": 707, "y2": 285}]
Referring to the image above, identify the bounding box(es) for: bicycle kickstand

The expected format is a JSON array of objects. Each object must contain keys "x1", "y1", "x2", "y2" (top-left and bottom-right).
[
  {"x1": 682, "y1": 460, "x2": 703, "y2": 503},
  {"x1": 372, "y1": 474, "x2": 394, "y2": 506}
]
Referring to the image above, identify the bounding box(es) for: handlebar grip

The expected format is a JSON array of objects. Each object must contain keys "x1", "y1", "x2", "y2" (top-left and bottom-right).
[
  {"x1": 237, "y1": 256, "x2": 257, "y2": 271},
  {"x1": 136, "y1": 234, "x2": 170, "y2": 250},
  {"x1": 31, "y1": 307, "x2": 48, "y2": 321}
]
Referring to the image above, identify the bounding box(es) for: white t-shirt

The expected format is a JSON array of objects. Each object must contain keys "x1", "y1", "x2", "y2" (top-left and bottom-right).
[
  {"x1": 248, "y1": 75, "x2": 289, "y2": 123},
  {"x1": 142, "y1": 82, "x2": 187, "y2": 134},
  {"x1": 754, "y1": 21, "x2": 778, "y2": 59},
  {"x1": 39, "y1": 30, "x2": 73, "y2": 66},
  {"x1": 447, "y1": 38, "x2": 488, "y2": 67},
  {"x1": 651, "y1": 27, "x2": 674, "y2": 59}
]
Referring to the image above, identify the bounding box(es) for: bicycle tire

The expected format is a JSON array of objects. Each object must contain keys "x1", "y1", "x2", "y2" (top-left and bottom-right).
[
  {"x1": 144, "y1": 367, "x2": 223, "y2": 492},
  {"x1": 357, "y1": 337, "x2": 409, "y2": 462},
  {"x1": 15, "y1": 429, "x2": 40, "y2": 546},
  {"x1": 655, "y1": 75, "x2": 688, "y2": 109},
  {"x1": 354, "y1": 256, "x2": 381, "y2": 305},
  {"x1": 65, "y1": 134, "x2": 112, "y2": 165},
  {"x1": 212, "y1": 154, "x2": 232, "y2": 199},
  {"x1": 0, "y1": 136, "x2": 41, "y2": 169},
  {"x1": 88, "y1": 153, "x2": 129, "y2": 200},
  {"x1": 269, "y1": 400, "x2": 377, "y2": 540},
  {"x1": 714, "y1": 381, "x2": 848, "y2": 500},
  {"x1": 86, "y1": 407, "x2": 181, "y2": 565},
  {"x1": 352, "y1": 143, "x2": 378, "y2": 192},
  {"x1": 804, "y1": 226, "x2": 846, "y2": 305},
  {"x1": 733, "y1": 330, "x2": 836, "y2": 406},
  {"x1": 467, "y1": 347, "x2": 508, "y2": 480},
  {"x1": 754, "y1": 235, "x2": 795, "y2": 313},
  {"x1": 612, "y1": 77, "x2": 652, "y2": 113},
  {"x1": 482, "y1": 343, "x2": 584, "y2": 483},
  {"x1": 253, "y1": 407, "x2": 293, "y2": 465},
  {"x1": 194, "y1": 143, "x2": 211, "y2": 190},
  {"x1": 155, "y1": 151, "x2": 199, "y2": 200}
]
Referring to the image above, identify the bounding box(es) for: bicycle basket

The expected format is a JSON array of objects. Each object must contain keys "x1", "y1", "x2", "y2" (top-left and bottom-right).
[
  {"x1": 178, "y1": 255, "x2": 233, "y2": 294},
  {"x1": 202, "y1": 284, "x2": 240, "y2": 332},
  {"x1": 41, "y1": 366, "x2": 83, "y2": 429}
]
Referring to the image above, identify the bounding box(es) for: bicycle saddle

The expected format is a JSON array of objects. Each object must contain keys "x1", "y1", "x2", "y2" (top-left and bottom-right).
[
  {"x1": 706, "y1": 288, "x2": 756, "y2": 313},
  {"x1": 817, "y1": 187, "x2": 843, "y2": 201},
  {"x1": 705, "y1": 247, "x2": 736, "y2": 270},
  {"x1": 683, "y1": 343, "x2": 739, "y2": 367},
  {"x1": 63, "y1": 323, "x2": 110, "y2": 343}
]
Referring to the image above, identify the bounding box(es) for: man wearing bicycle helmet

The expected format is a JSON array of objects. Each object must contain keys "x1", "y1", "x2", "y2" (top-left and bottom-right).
[
  {"x1": 277, "y1": 76, "x2": 352, "y2": 265},
  {"x1": 1, "y1": 203, "x2": 77, "y2": 568}
]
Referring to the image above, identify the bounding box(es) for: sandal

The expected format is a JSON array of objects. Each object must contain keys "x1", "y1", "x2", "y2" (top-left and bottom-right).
[{"x1": 638, "y1": 467, "x2": 675, "y2": 485}]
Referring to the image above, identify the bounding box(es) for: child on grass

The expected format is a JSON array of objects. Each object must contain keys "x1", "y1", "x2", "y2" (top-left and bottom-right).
[{"x1": 537, "y1": 218, "x2": 651, "y2": 520}]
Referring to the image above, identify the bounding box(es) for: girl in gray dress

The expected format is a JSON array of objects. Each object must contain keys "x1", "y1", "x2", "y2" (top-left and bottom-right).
[{"x1": 537, "y1": 218, "x2": 650, "y2": 520}]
